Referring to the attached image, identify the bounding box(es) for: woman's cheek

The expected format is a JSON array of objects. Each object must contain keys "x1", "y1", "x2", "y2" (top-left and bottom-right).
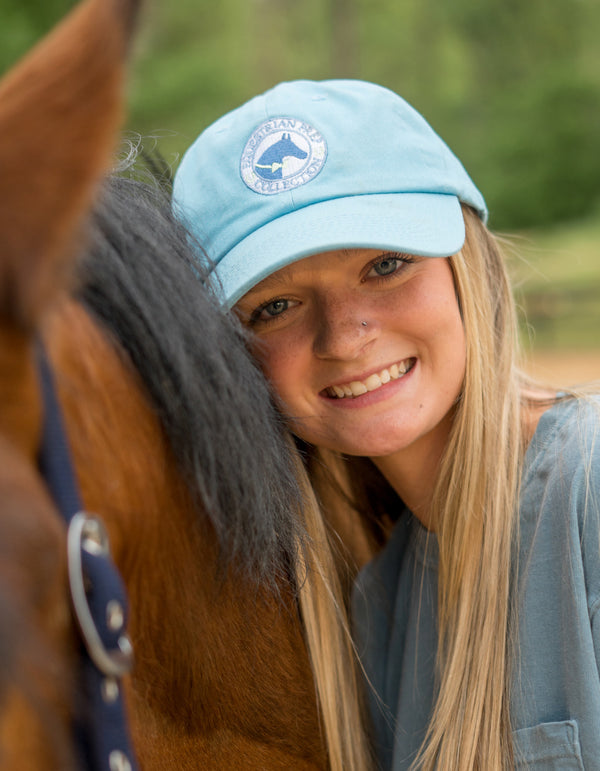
[{"x1": 252, "y1": 337, "x2": 297, "y2": 393}]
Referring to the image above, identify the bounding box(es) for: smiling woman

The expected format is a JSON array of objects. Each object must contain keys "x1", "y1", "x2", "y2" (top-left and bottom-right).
[
  {"x1": 236, "y1": 249, "x2": 466, "y2": 515},
  {"x1": 173, "y1": 80, "x2": 600, "y2": 771}
]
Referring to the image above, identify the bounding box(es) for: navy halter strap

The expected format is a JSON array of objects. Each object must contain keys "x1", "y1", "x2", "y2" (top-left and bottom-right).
[{"x1": 36, "y1": 344, "x2": 139, "y2": 771}]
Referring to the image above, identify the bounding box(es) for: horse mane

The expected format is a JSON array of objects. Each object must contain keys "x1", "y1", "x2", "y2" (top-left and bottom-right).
[{"x1": 76, "y1": 173, "x2": 304, "y2": 583}]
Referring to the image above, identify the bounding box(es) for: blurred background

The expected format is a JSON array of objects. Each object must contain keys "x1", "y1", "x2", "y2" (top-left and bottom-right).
[{"x1": 3, "y1": 0, "x2": 600, "y2": 383}]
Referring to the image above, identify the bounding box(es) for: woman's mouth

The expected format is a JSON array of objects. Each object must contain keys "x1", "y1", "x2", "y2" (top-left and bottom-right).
[{"x1": 324, "y1": 358, "x2": 416, "y2": 399}]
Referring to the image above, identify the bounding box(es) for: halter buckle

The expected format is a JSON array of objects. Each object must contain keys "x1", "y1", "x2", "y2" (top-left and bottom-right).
[{"x1": 67, "y1": 512, "x2": 134, "y2": 678}]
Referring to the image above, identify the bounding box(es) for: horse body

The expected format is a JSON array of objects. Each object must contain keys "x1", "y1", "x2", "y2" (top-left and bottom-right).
[{"x1": 0, "y1": 0, "x2": 332, "y2": 767}]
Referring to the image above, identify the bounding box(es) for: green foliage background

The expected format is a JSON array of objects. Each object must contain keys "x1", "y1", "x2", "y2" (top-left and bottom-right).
[
  {"x1": 4, "y1": 0, "x2": 600, "y2": 232},
  {"x1": 135, "y1": 0, "x2": 600, "y2": 233},
  {"x1": 3, "y1": 0, "x2": 599, "y2": 356}
]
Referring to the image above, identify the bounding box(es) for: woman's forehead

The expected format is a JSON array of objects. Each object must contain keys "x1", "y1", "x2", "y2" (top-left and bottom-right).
[{"x1": 242, "y1": 247, "x2": 388, "y2": 297}]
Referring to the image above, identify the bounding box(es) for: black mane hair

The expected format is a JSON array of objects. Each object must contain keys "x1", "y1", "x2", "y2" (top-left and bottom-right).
[{"x1": 76, "y1": 174, "x2": 303, "y2": 583}]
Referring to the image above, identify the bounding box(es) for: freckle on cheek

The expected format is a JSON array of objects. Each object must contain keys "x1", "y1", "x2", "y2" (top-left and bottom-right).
[{"x1": 419, "y1": 404, "x2": 424, "y2": 409}]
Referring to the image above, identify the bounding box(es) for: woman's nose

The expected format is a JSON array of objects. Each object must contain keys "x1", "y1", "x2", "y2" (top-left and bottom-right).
[{"x1": 312, "y1": 298, "x2": 376, "y2": 360}]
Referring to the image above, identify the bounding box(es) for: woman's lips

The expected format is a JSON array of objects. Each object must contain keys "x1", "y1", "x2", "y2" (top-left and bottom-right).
[{"x1": 324, "y1": 358, "x2": 416, "y2": 399}]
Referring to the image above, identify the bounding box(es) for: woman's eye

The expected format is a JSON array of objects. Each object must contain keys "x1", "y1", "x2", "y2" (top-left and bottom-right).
[
  {"x1": 372, "y1": 257, "x2": 398, "y2": 276},
  {"x1": 252, "y1": 298, "x2": 292, "y2": 322},
  {"x1": 366, "y1": 253, "x2": 415, "y2": 280}
]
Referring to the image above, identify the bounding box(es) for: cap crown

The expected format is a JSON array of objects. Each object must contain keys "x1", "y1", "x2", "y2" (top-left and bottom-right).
[{"x1": 173, "y1": 80, "x2": 486, "y2": 305}]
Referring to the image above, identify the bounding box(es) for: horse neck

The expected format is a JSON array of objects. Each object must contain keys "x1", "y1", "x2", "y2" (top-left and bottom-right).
[
  {"x1": 42, "y1": 298, "x2": 193, "y2": 581},
  {"x1": 45, "y1": 298, "x2": 327, "y2": 769}
]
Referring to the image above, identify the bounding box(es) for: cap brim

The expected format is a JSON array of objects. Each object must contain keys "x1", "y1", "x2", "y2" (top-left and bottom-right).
[{"x1": 216, "y1": 192, "x2": 465, "y2": 307}]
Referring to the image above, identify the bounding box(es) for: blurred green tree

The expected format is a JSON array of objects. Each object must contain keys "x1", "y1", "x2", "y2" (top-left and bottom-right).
[{"x1": 2, "y1": 0, "x2": 599, "y2": 230}]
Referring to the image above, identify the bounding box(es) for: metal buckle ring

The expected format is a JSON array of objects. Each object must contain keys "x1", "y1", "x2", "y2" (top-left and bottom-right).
[{"x1": 67, "y1": 512, "x2": 134, "y2": 678}]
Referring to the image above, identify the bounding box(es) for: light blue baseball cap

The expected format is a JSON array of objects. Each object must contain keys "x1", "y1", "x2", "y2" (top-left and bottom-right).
[{"x1": 173, "y1": 79, "x2": 487, "y2": 308}]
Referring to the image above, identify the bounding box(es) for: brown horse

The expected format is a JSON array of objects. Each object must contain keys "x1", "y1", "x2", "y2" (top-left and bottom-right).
[{"x1": 0, "y1": 1, "x2": 370, "y2": 769}]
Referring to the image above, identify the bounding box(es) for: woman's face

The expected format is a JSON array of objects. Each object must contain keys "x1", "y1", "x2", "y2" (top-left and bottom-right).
[{"x1": 236, "y1": 249, "x2": 466, "y2": 461}]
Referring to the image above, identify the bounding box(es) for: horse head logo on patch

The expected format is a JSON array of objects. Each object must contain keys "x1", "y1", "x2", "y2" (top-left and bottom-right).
[
  {"x1": 241, "y1": 118, "x2": 327, "y2": 195},
  {"x1": 255, "y1": 133, "x2": 307, "y2": 180}
]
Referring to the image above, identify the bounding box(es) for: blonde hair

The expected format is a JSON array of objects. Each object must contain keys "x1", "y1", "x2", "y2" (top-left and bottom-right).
[
  {"x1": 414, "y1": 207, "x2": 523, "y2": 769},
  {"x1": 289, "y1": 436, "x2": 374, "y2": 771},
  {"x1": 254, "y1": 205, "x2": 592, "y2": 769},
  {"x1": 304, "y1": 206, "x2": 527, "y2": 769}
]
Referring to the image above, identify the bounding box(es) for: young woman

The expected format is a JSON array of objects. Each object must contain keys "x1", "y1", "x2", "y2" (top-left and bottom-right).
[{"x1": 173, "y1": 80, "x2": 600, "y2": 770}]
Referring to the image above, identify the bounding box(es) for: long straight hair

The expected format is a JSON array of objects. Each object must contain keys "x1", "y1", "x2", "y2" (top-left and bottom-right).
[
  {"x1": 304, "y1": 206, "x2": 526, "y2": 769},
  {"x1": 414, "y1": 206, "x2": 523, "y2": 769},
  {"x1": 290, "y1": 439, "x2": 374, "y2": 771}
]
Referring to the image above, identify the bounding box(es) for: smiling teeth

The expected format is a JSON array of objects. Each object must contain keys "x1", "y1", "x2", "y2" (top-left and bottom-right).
[{"x1": 327, "y1": 359, "x2": 414, "y2": 399}]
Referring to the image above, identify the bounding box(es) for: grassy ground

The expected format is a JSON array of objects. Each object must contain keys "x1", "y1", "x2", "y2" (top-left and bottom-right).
[
  {"x1": 508, "y1": 210, "x2": 600, "y2": 358},
  {"x1": 524, "y1": 349, "x2": 600, "y2": 386}
]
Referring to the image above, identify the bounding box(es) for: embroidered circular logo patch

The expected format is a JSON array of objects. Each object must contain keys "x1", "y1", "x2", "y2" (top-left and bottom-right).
[{"x1": 240, "y1": 117, "x2": 327, "y2": 195}]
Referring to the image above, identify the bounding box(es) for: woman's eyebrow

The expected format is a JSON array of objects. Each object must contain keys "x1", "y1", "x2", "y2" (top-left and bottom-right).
[{"x1": 249, "y1": 268, "x2": 295, "y2": 294}]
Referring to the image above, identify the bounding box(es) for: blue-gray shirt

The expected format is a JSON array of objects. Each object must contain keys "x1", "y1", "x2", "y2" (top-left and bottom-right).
[{"x1": 352, "y1": 397, "x2": 600, "y2": 769}]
